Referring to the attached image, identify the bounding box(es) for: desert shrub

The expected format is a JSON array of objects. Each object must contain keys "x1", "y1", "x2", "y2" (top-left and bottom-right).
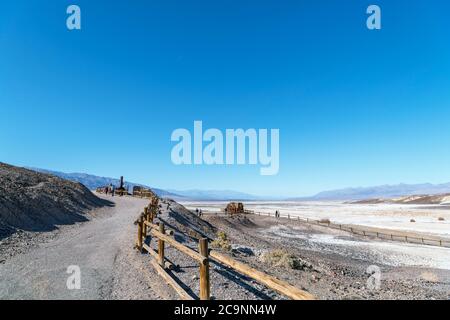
[
  {"x1": 210, "y1": 231, "x2": 231, "y2": 251},
  {"x1": 438, "y1": 217, "x2": 445, "y2": 221},
  {"x1": 319, "y1": 218, "x2": 331, "y2": 224},
  {"x1": 410, "y1": 219, "x2": 416, "y2": 223},
  {"x1": 260, "y1": 249, "x2": 312, "y2": 270}
]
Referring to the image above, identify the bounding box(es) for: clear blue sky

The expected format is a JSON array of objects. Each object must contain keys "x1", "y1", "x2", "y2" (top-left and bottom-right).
[{"x1": 1, "y1": 0, "x2": 450, "y2": 197}]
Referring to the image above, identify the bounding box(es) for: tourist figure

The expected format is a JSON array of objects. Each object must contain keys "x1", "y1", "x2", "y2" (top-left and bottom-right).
[{"x1": 111, "y1": 184, "x2": 115, "y2": 197}]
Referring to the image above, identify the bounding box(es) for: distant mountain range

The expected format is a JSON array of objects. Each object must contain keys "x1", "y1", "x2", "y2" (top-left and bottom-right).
[
  {"x1": 26, "y1": 167, "x2": 450, "y2": 202},
  {"x1": 291, "y1": 183, "x2": 450, "y2": 201},
  {"x1": 27, "y1": 168, "x2": 180, "y2": 198},
  {"x1": 27, "y1": 167, "x2": 272, "y2": 201},
  {"x1": 351, "y1": 193, "x2": 450, "y2": 205},
  {"x1": 166, "y1": 189, "x2": 265, "y2": 201},
  {"x1": 27, "y1": 168, "x2": 266, "y2": 201}
]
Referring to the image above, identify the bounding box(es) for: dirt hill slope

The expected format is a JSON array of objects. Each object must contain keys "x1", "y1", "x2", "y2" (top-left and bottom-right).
[
  {"x1": 158, "y1": 198, "x2": 217, "y2": 241},
  {"x1": 352, "y1": 193, "x2": 450, "y2": 205},
  {"x1": 0, "y1": 162, "x2": 111, "y2": 238}
]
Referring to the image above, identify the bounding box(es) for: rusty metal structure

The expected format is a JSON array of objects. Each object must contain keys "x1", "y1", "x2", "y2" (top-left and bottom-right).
[
  {"x1": 133, "y1": 185, "x2": 156, "y2": 198},
  {"x1": 115, "y1": 176, "x2": 128, "y2": 196},
  {"x1": 225, "y1": 202, "x2": 245, "y2": 214}
]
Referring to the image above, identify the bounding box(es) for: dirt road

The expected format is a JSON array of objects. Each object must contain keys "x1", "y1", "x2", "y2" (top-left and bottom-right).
[{"x1": 0, "y1": 195, "x2": 177, "y2": 299}]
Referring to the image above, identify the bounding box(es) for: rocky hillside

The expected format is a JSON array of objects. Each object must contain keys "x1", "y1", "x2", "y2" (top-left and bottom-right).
[
  {"x1": 159, "y1": 198, "x2": 217, "y2": 240},
  {"x1": 0, "y1": 162, "x2": 111, "y2": 238},
  {"x1": 292, "y1": 183, "x2": 450, "y2": 201},
  {"x1": 352, "y1": 193, "x2": 450, "y2": 205}
]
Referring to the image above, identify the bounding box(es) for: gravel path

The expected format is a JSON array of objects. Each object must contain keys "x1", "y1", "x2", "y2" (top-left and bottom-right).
[{"x1": 0, "y1": 195, "x2": 176, "y2": 299}]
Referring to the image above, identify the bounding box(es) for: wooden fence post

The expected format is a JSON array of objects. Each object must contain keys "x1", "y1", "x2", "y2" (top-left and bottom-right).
[
  {"x1": 137, "y1": 216, "x2": 144, "y2": 252},
  {"x1": 159, "y1": 223, "x2": 165, "y2": 267},
  {"x1": 199, "y1": 238, "x2": 210, "y2": 300},
  {"x1": 143, "y1": 208, "x2": 148, "y2": 237}
]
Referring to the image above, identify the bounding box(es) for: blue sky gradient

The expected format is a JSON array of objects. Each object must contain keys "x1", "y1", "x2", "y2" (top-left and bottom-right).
[{"x1": 1, "y1": 1, "x2": 450, "y2": 196}]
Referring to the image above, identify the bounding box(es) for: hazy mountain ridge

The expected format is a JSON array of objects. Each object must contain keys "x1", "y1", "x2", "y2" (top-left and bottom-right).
[
  {"x1": 27, "y1": 168, "x2": 181, "y2": 198},
  {"x1": 25, "y1": 168, "x2": 265, "y2": 200},
  {"x1": 25, "y1": 167, "x2": 450, "y2": 202},
  {"x1": 167, "y1": 189, "x2": 265, "y2": 201},
  {"x1": 293, "y1": 183, "x2": 450, "y2": 201},
  {"x1": 352, "y1": 193, "x2": 450, "y2": 205}
]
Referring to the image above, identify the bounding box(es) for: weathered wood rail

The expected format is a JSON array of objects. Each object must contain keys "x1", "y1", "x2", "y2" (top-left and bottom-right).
[
  {"x1": 243, "y1": 210, "x2": 450, "y2": 248},
  {"x1": 185, "y1": 207, "x2": 450, "y2": 248},
  {"x1": 134, "y1": 199, "x2": 315, "y2": 300}
]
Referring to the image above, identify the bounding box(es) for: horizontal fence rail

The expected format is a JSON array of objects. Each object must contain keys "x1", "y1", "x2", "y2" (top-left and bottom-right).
[
  {"x1": 185, "y1": 206, "x2": 450, "y2": 248},
  {"x1": 134, "y1": 199, "x2": 315, "y2": 300},
  {"x1": 209, "y1": 250, "x2": 315, "y2": 300},
  {"x1": 246, "y1": 210, "x2": 450, "y2": 248}
]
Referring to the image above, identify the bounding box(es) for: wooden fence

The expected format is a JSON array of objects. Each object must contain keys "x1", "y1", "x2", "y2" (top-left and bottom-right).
[
  {"x1": 186, "y1": 208, "x2": 450, "y2": 248},
  {"x1": 135, "y1": 202, "x2": 315, "y2": 300},
  {"x1": 249, "y1": 210, "x2": 450, "y2": 248}
]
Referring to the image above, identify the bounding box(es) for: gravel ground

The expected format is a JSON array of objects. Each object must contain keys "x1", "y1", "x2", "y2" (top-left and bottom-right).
[
  {"x1": 0, "y1": 195, "x2": 176, "y2": 299},
  {"x1": 0, "y1": 194, "x2": 284, "y2": 300},
  {"x1": 3, "y1": 192, "x2": 448, "y2": 300},
  {"x1": 202, "y1": 214, "x2": 450, "y2": 300}
]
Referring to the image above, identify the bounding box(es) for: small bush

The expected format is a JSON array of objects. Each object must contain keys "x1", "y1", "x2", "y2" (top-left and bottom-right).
[
  {"x1": 260, "y1": 249, "x2": 312, "y2": 270},
  {"x1": 410, "y1": 219, "x2": 416, "y2": 223},
  {"x1": 438, "y1": 217, "x2": 445, "y2": 221},
  {"x1": 211, "y1": 231, "x2": 232, "y2": 251}
]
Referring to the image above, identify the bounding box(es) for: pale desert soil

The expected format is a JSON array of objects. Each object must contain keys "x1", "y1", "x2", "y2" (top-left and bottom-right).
[
  {"x1": 201, "y1": 214, "x2": 450, "y2": 300},
  {"x1": 2, "y1": 194, "x2": 449, "y2": 300},
  {"x1": 182, "y1": 201, "x2": 450, "y2": 238}
]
